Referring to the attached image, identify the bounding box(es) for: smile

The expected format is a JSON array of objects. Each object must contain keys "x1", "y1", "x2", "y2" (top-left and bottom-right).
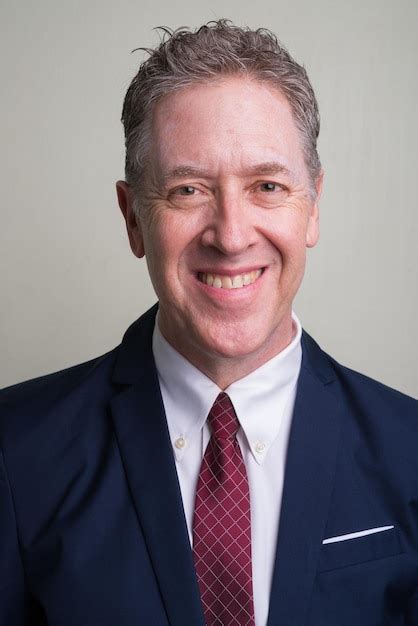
[{"x1": 197, "y1": 269, "x2": 264, "y2": 289}]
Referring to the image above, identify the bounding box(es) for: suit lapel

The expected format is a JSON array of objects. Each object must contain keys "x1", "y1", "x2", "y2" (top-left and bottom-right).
[
  {"x1": 267, "y1": 333, "x2": 343, "y2": 626},
  {"x1": 110, "y1": 307, "x2": 205, "y2": 626}
]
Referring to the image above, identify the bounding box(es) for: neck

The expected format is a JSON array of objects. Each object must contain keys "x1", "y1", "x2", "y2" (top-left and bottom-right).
[{"x1": 158, "y1": 315, "x2": 296, "y2": 389}]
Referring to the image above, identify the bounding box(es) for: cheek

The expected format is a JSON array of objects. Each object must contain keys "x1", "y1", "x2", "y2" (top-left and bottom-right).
[
  {"x1": 267, "y1": 219, "x2": 309, "y2": 260},
  {"x1": 143, "y1": 216, "x2": 193, "y2": 282}
]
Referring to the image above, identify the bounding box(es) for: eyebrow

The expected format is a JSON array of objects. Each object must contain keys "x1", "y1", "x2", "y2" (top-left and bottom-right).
[
  {"x1": 162, "y1": 161, "x2": 293, "y2": 183},
  {"x1": 246, "y1": 162, "x2": 292, "y2": 177}
]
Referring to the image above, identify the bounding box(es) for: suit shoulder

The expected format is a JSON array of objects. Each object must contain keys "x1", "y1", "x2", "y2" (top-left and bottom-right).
[
  {"x1": 302, "y1": 331, "x2": 417, "y2": 417},
  {"x1": 0, "y1": 349, "x2": 118, "y2": 439},
  {"x1": 1, "y1": 349, "x2": 116, "y2": 398},
  {"x1": 316, "y1": 346, "x2": 418, "y2": 438},
  {"x1": 302, "y1": 332, "x2": 418, "y2": 480},
  {"x1": 329, "y1": 355, "x2": 417, "y2": 410},
  {"x1": 316, "y1": 347, "x2": 418, "y2": 494}
]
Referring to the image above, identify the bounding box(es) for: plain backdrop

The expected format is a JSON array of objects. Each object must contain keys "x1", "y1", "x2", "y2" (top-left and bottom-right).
[{"x1": 1, "y1": 0, "x2": 417, "y2": 397}]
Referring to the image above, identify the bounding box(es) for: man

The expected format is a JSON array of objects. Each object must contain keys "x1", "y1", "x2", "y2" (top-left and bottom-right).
[{"x1": 0, "y1": 20, "x2": 417, "y2": 626}]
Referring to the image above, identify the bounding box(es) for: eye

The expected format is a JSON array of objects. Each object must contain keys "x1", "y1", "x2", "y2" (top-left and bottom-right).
[
  {"x1": 168, "y1": 184, "x2": 207, "y2": 208},
  {"x1": 259, "y1": 182, "x2": 282, "y2": 192},
  {"x1": 174, "y1": 186, "x2": 197, "y2": 195}
]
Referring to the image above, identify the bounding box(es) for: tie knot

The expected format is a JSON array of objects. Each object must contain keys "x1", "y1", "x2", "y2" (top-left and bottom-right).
[{"x1": 208, "y1": 392, "x2": 239, "y2": 440}]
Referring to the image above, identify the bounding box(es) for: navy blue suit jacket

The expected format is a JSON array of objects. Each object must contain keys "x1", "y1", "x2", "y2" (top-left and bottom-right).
[{"x1": 1, "y1": 305, "x2": 418, "y2": 625}]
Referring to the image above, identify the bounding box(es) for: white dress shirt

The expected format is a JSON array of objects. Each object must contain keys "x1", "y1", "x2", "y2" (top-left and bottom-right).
[{"x1": 152, "y1": 314, "x2": 302, "y2": 626}]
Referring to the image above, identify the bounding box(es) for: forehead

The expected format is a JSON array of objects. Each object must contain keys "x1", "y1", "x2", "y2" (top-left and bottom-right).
[{"x1": 149, "y1": 76, "x2": 307, "y2": 179}]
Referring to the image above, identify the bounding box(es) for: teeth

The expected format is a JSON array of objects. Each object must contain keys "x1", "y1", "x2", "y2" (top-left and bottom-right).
[
  {"x1": 199, "y1": 269, "x2": 262, "y2": 289},
  {"x1": 232, "y1": 275, "x2": 243, "y2": 289}
]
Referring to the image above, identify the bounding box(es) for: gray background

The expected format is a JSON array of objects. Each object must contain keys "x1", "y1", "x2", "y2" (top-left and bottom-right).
[{"x1": 1, "y1": 0, "x2": 417, "y2": 397}]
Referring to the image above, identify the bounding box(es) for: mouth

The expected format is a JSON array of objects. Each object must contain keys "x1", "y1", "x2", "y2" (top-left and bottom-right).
[{"x1": 197, "y1": 268, "x2": 265, "y2": 290}]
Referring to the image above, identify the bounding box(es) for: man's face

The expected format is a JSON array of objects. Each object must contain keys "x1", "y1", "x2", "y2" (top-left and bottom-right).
[{"x1": 118, "y1": 77, "x2": 322, "y2": 378}]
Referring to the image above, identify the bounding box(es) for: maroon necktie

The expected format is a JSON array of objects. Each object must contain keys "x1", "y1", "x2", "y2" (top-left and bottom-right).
[{"x1": 192, "y1": 392, "x2": 255, "y2": 626}]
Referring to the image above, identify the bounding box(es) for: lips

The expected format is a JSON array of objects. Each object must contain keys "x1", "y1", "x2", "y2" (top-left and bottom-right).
[{"x1": 197, "y1": 269, "x2": 263, "y2": 289}]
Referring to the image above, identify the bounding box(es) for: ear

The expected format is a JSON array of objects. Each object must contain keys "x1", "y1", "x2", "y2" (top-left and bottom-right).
[
  {"x1": 306, "y1": 169, "x2": 324, "y2": 249},
  {"x1": 116, "y1": 181, "x2": 145, "y2": 258}
]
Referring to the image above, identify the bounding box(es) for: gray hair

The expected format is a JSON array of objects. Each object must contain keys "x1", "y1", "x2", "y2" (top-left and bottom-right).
[{"x1": 121, "y1": 19, "x2": 321, "y2": 198}]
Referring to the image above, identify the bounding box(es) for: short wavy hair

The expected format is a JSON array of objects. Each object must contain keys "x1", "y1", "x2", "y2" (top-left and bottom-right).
[{"x1": 121, "y1": 19, "x2": 321, "y2": 194}]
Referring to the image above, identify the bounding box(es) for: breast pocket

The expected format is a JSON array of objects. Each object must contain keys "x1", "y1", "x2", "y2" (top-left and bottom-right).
[{"x1": 318, "y1": 526, "x2": 402, "y2": 572}]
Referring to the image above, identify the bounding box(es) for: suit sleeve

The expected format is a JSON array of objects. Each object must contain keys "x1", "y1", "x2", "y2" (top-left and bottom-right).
[{"x1": 0, "y1": 448, "x2": 29, "y2": 626}]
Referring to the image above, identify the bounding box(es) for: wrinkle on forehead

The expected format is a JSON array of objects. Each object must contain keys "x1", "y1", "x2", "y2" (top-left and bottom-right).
[{"x1": 149, "y1": 76, "x2": 309, "y2": 186}]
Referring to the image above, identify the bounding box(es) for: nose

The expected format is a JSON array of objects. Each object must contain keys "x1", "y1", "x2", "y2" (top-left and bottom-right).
[{"x1": 200, "y1": 188, "x2": 258, "y2": 255}]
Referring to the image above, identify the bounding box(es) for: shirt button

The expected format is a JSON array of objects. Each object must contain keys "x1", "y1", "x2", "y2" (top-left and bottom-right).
[
  {"x1": 255, "y1": 441, "x2": 266, "y2": 454},
  {"x1": 175, "y1": 437, "x2": 186, "y2": 449}
]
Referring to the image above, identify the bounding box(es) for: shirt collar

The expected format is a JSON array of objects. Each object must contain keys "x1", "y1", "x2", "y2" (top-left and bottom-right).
[{"x1": 152, "y1": 314, "x2": 302, "y2": 465}]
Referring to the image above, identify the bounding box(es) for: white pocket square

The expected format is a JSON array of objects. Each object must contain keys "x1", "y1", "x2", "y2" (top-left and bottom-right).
[{"x1": 323, "y1": 525, "x2": 394, "y2": 545}]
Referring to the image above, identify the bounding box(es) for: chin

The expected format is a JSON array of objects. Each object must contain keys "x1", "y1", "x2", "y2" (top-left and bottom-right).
[{"x1": 195, "y1": 324, "x2": 270, "y2": 361}]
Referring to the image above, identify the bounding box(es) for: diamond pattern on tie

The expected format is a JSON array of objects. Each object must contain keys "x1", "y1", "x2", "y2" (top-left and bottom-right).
[{"x1": 193, "y1": 392, "x2": 255, "y2": 626}]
